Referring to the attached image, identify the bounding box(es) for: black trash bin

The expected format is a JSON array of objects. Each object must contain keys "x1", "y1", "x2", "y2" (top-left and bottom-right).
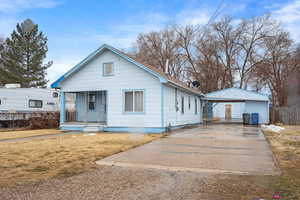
[{"x1": 242, "y1": 113, "x2": 250, "y2": 125}]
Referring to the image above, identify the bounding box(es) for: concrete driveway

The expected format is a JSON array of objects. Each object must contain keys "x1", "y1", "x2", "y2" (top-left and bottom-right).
[{"x1": 97, "y1": 125, "x2": 279, "y2": 175}]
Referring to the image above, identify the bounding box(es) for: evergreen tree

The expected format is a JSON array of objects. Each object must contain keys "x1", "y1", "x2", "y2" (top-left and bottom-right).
[{"x1": 0, "y1": 19, "x2": 52, "y2": 87}]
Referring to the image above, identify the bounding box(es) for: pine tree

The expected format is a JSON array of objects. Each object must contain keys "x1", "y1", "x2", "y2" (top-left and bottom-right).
[{"x1": 0, "y1": 19, "x2": 52, "y2": 87}]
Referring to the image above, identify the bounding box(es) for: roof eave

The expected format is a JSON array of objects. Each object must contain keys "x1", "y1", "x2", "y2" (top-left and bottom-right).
[
  {"x1": 166, "y1": 81, "x2": 203, "y2": 96},
  {"x1": 50, "y1": 44, "x2": 168, "y2": 88}
]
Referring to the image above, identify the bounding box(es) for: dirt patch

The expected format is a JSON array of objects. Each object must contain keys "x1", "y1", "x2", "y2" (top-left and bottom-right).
[{"x1": 0, "y1": 133, "x2": 161, "y2": 187}]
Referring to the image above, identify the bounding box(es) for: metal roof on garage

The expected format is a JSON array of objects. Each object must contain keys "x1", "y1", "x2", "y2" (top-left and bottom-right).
[{"x1": 204, "y1": 88, "x2": 269, "y2": 102}]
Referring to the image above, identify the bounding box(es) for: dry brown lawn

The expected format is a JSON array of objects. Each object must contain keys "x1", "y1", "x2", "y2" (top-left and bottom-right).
[
  {"x1": 199, "y1": 125, "x2": 300, "y2": 200},
  {"x1": 0, "y1": 129, "x2": 63, "y2": 140},
  {"x1": 0, "y1": 133, "x2": 161, "y2": 187}
]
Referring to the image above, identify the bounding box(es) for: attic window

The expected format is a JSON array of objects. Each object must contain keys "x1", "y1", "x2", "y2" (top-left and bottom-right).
[{"x1": 103, "y1": 62, "x2": 114, "y2": 76}]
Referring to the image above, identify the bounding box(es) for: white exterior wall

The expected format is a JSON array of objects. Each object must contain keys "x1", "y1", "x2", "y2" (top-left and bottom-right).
[
  {"x1": 163, "y1": 85, "x2": 202, "y2": 127},
  {"x1": 0, "y1": 88, "x2": 59, "y2": 112},
  {"x1": 245, "y1": 101, "x2": 269, "y2": 124},
  {"x1": 205, "y1": 88, "x2": 269, "y2": 124},
  {"x1": 60, "y1": 50, "x2": 162, "y2": 128},
  {"x1": 213, "y1": 102, "x2": 245, "y2": 119}
]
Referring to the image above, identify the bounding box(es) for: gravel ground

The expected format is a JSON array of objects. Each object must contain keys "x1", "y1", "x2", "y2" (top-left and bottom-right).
[{"x1": 0, "y1": 166, "x2": 217, "y2": 200}]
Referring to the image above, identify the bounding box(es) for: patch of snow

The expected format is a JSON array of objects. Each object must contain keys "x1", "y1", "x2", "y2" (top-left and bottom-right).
[{"x1": 261, "y1": 124, "x2": 285, "y2": 133}]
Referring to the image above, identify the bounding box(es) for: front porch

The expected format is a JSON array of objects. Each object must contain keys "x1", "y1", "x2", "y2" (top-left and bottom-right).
[{"x1": 60, "y1": 91, "x2": 107, "y2": 131}]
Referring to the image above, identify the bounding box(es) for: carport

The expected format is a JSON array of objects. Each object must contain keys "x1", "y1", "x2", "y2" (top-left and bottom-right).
[{"x1": 203, "y1": 88, "x2": 270, "y2": 124}]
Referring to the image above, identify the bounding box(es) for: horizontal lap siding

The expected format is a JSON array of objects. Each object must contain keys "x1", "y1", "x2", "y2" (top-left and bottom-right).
[
  {"x1": 245, "y1": 101, "x2": 269, "y2": 124},
  {"x1": 60, "y1": 50, "x2": 161, "y2": 127},
  {"x1": 0, "y1": 89, "x2": 59, "y2": 112},
  {"x1": 213, "y1": 102, "x2": 245, "y2": 119},
  {"x1": 163, "y1": 86, "x2": 202, "y2": 127}
]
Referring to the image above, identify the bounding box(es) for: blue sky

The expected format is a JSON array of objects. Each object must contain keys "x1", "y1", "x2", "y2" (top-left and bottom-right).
[{"x1": 0, "y1": 0, "x2": 299, "y2": 84}]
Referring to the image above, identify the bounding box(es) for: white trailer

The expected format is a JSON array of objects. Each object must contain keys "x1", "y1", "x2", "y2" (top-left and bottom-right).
[{"x1": 0, "y1": 84, "x2": 60, "y2": 127}]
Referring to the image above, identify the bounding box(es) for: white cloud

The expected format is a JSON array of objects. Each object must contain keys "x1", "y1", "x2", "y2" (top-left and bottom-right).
[
  {"x1": 271, "y1": 0, "x2": 300, "y2": 41},
  {"x1": 47, "y1": 56, "x2": 82, "y2": 84},
  {"x1": 0, "y1": 0, "x2": 60, "y2": 13},
  {"x1": 176, "y1": 9, "x2": 210, "y2": 25},
  {"x1": 0, "y1": 17, "x2": 18, "y2": 36}
]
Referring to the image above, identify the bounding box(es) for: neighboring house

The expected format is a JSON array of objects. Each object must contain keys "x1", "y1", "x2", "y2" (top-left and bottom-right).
[
  {"x1": 287, "y1": 71, "x2": 300, "y2": 107},
  {"x1": 51, "y1": 44, "x2": 203, "y2": 133},
  {"x1": 204, "y1": 88, "x2": 269, "y2": 124},
  {"x1": 0, "y1": 84, "x2": 59, "y2": 113}
]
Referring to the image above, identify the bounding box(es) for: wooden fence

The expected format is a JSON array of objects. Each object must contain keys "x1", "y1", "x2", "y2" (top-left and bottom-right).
[{"x1": 270, "y1": 105, "x2": 300, "y2": 125}]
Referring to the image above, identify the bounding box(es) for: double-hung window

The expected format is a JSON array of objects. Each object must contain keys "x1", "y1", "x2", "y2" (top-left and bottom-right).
[
  {"x1": 124, "y1": 90, "x2": 144, "y2": 113},
  {"x1": 103, "y1": 62, "x2": 114, "y2": 76}
]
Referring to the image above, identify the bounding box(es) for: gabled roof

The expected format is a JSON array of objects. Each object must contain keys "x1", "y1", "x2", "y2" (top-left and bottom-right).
[
  {"x1": 204, "y1": 87, "x2": 269, "y2": 101},
  {"x1": 51, "y1": 44, "x2": 202, "y2": 96}
]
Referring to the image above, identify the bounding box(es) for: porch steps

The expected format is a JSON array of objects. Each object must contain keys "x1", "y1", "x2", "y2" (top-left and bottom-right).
[{"x1": 83, "y1": 125, "x2": 104, "y2": 132}]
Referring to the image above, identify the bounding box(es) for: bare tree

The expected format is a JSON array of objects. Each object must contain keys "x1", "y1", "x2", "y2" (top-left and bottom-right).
[
  {"x1": 254, "y1": 31, "x2": 299, "y2": 106},
  {"x1": 212, "y1": 16, "x2": 242, "y2": 87},
  {"x1": 133, "y1": 27, "x2": 184, "y2": 80},
  {"x1": 131, "y1": 14, "x2": 298, "y2": 98},
  {"x1": 234, "y1": 15, "x2": 278, "y2": 89}
]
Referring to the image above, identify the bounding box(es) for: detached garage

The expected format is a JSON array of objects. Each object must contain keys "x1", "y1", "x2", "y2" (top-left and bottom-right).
[{"x1": 204, "y1": 88, "x2": 270, "y2": 124}]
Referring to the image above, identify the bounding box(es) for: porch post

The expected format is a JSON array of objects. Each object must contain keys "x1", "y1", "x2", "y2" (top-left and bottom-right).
[{"x1": 60, "y1": 91, "x2": 66, "y2": 123}]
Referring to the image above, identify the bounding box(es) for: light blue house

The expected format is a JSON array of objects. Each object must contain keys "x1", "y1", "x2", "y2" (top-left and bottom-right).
[
  {"x1": 204, "y1": 88, "x2": 270, "y2": 124},
  {"x1": 51, "y1": 44, "x2": 203, "y2": 133}
]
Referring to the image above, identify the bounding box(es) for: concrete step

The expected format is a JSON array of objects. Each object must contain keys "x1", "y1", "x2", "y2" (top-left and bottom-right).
[{"x1": 83, "y1": 126, "x2": 104, "y2": 132}]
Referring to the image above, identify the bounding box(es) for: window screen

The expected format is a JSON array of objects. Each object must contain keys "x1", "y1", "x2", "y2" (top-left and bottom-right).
[
  {"x1": 124, "y1": 91, "x2": 134, "y2": 112},
  {"x1": 29, "y1": 100, "x2": 43, "y2": 108},
  {"x1": 124, "y1": 90, "x2": 144, "y2": 113},
  {"x1": 103, "y1": 63, "x2": 114, "y2": 76}
]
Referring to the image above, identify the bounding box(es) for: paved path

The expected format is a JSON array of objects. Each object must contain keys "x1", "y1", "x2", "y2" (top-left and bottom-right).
[
  {"x1": 0, "y1": 125, "x2": 280, "y2": 200},
  {"x1": 97, "y1": 124, "x2": 279, "y2": 175}
]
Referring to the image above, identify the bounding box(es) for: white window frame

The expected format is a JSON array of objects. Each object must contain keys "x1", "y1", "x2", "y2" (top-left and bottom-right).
[
  {"x1": 181, "y1": 96, "x2": 184, "y2": 114},
  {"x1": 103, "y1": 62, "x2": 114, "y2": 76},
  {"x1": 195, "y1": 98, "x2": 198, "y2": 114},
  {"x1": 123, "y1": 90, "x2": 145, "y2": 114}
]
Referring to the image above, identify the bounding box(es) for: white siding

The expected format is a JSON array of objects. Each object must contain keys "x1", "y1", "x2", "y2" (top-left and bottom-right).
[
  {"x1": 245, "y1": 101, "x2": 269, "y2": 124},
  {"x1": 163, "y1": 85, "x2": 202, "y2": 127},
  {"x1": 60, "y1": 50, "x2": 162, "y2": 128},
  {"x1": 205, "y1": 88, "x2": 269, "y2": 124},
  {"x1": 0, "y1": 88, "x2": 59, "y2": 112},
  {"x1": 213, "y1": 102, "x2": 245, "y2": 119}
]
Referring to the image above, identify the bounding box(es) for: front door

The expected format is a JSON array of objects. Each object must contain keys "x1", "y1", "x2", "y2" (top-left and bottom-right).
[{"x1": 76, "y1": 91, "x2": 106, "y2": 122}]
